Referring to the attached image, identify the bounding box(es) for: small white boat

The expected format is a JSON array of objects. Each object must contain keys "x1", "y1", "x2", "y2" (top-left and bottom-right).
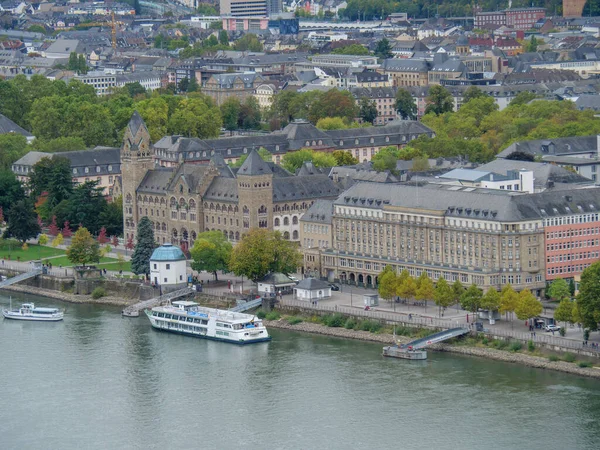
[
  {"x1": 2, "y1": 302, "x2": 64, "y2": 322},
  {"x1": 382, "y1": 344, "x2": 427, "y2": 360}
]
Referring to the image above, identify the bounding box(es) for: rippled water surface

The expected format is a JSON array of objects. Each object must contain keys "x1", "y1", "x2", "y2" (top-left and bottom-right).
[{"x1": 1, "y1": 291, "x2": 600, "y2": 450}]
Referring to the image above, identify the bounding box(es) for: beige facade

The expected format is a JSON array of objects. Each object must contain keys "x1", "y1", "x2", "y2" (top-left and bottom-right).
[{"x1": 203, "y1": 73, "x2": 265, "y2": 106}]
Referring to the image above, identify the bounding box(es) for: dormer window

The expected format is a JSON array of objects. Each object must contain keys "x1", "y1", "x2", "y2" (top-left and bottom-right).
[
  {"x1": 85, "y1": 167, "x2": 89, "y2": 174},
  {"x1": 96, "y1": 166, "x2": 101, "y2": 173},
  {"x1": 244, "y1": 148, "x2": 248, "y2": 154},
  {"x1": 108, "y1": 165, "x2": 112, "y2": 172},
  {"x1": 73, "y1": 168, "x2": 77, "y2": 174},
  {"x1": 355, "y1": 139, "x2": 359, "y2": 144},
  {"x1": 385, "y1": 136, "x2": 390, "y2": 142},
  {"x1": 227, "y1": 149, "x2": 231, "y2": 155}
]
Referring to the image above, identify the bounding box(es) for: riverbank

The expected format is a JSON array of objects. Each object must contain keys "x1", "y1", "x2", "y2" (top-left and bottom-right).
[
  {"x1": 0, "y1": 284, "x2": 133, "y2": 307},
  {"x1": 264, "y1": 319, "x2": 600, "y2": 380}
]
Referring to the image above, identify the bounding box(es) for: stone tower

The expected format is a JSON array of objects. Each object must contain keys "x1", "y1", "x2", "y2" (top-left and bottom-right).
[
  {"x1": 236, "y1": 149, "x2": 273, "y2": 232},
  {"x1": 121, "y1": 111, "x2": 153, "y2": 240}
]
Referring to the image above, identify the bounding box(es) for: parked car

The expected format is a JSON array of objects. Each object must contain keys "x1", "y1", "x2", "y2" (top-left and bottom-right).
[
  {"x1": 545, "y1": 324, "x2": 561, "y2": 332},
  {"x1": 329, "y1": 284, "x2": 340, "y2": 291}
]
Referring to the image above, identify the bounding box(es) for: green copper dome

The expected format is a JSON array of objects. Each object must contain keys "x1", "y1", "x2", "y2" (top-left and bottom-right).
[{"x1": 150, "y1": 243, "x2": 186, "y2": 261}]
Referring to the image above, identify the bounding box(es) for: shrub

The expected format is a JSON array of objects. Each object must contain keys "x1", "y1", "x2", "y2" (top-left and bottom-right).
[
  {"x1": 482, "y1": 338, "x2": 489, "y2": 345},
  {"x1": 559, "y1": 328, "x2": 566, "y2": 337},
  {"x1": 91, "y1": 287, "x2": 106, "y2": 299},
  {"x1": 265, "y1": 311, "x2": 280, "y2": 321},
  {"x1": 344, "y1": 318, "x2": 356, "y2": 329},
  {"x1": 563, "y1": 353, "x2": 576, "y2": 363},
  {"x1": 584, "y1": 329, "x2": 590, "y2": 341},
  {"x1": 256, "y1": 310, "x2": 266, "y2": 319},
  {"x1": 509, "y1": 341, "x2": 522, "y2": 352},
  {"x1": 577, "y1": 361, "x2": 593, "y2": 368},
  {"x1": 492, "y1": 339, "x2": 508, "y2": 350},
  {"x1": 527, "y1": 340, "x2": 535, "y2": 352},
  {"x1": 287, "y1": 316, "x2": 303, "y2": 325},
  {"x1": 548, "y1": 355, "x2": 559, "y2": 362},
  {"x1": 358, "y1": 319, "x2": 382, "y2": 333},
  {"x1": 324, "y1": 313, "x2": 345, "y2": 328}
]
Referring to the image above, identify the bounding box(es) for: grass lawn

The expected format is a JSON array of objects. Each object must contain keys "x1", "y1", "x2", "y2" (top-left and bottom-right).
[
  {"x1": 41, "y1": 255, "x2": 125, "y2": 268},
  {"x1": 0, "y1": 244, "x2": 65, "y2": 262},
  {"x1": 97, "y1": 261, "x2": 132, "y2": 272}
]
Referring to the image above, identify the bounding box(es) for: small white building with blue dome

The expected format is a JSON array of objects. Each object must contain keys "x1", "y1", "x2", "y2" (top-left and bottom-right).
[{"x1": 150, "y1": 243, "x2": 187, "y2": 288}]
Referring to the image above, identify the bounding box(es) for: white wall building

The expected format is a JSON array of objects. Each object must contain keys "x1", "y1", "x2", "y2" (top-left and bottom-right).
[{"x1": 150, "y1": 244, "x2": 188, "y2": 288}]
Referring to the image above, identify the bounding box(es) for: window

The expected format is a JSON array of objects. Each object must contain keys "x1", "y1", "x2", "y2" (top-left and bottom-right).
[
  {"x1": 85, "y1": 167, "x2": 89, "y2": 174},
  {"x1": 166, "y1": 264, "x2": 170, "y2": 270},
  {"x1": 153, "y1": 264, "x2": 157, "y2": 269}
]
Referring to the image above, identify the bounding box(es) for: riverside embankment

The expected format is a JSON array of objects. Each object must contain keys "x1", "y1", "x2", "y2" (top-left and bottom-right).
[{"x1": 264, "y1": 319, "x2": 600, "y2": 380}]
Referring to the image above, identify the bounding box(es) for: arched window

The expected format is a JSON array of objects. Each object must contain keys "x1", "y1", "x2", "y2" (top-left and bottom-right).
[
  {"x1": 229, "y1": 231, "x2": 234, "y2": 240},
  {"x1": 216, "y1": 204, "x2": 221, "y2": 212},
  {"x1": 292, "y1": 216, "x2": 298, "y2": 225},
  {"x1": 189, "y1": 199, "x2": 196, "y2": 210},
  {"x1": 258, "y1": 205, "x2": 267, "y2": 214},
  {"x1": 292, "y1": 230, "x2": 298, "y2": 240},
  {"x1": 179, "y1": 198, "x2": 186, "y2": 207},
  {"x1": 283, "y1": 231, "x2": 290, "y2": 240},
  {"x1": 125, "y1": 193, "x2": 132, "y2": 204},
  {"x1": 235, "y1": 232, "x2": 240, "y2": 240},
  {"x1": 274, "y1": 218, "x2": 280, "y2": 226},
  {"x1": 243, "y1": 206, "x2": 249, "y2": 214},
  {"x1": 283, "y1": 217, "x2": 289, "y2": 226},
  {"x1": 170, "y1": 197, "x2": 177, "y2": 208}
]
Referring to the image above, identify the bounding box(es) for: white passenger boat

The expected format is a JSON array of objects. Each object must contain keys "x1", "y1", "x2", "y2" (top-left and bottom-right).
[
  {"x1": 2, "y1": 303, "x2": 64, "y2": 322},
  {"x1": 145, "y1": 300, "x2": 271, "y2": 344}
]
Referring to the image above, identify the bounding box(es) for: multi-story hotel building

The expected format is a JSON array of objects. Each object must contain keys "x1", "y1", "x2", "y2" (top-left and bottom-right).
[{"x1": 304, "y1": 182, "x2": 600, "y2": 295}]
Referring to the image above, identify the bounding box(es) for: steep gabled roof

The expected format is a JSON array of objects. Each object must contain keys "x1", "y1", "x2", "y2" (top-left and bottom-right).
[
  {"x1": 127, "y1": 111, "x2": 146, "y2": 137},
  {"x1": 0, "y1": 113, "x2": 33, "y2": 137},
  {"x1": 237, "y1": 148, "x2": 272, "y2": 176}
]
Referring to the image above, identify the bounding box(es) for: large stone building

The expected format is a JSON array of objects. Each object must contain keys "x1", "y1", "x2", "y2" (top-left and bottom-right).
[
  {"x1": 117, "y1": 112, "x2": 342, "y2": 250},
  {"x1": 302, "y1": 182, "x2": 600, "y2": 295}
]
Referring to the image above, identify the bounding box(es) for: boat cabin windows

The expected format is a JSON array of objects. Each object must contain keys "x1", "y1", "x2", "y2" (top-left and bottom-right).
[{"x1": 216, "y1": 323, "x2": 232, "y2": 329}]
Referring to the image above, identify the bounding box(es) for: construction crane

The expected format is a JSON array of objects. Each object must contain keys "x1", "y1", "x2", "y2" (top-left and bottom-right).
[{"x1": 77, "y1": 11, "x2": 121, "y2": 50}]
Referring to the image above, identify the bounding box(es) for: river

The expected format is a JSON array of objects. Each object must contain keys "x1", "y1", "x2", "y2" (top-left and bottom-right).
[{"x1": 1, "y1": 291, "x2": 599, "y2": 450}]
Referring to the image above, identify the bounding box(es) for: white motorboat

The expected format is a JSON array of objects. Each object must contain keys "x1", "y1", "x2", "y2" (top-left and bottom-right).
[
  {"x1": 2, "y1": 302, "x2": 64, "y2": 322},
  {"x1": 145, "y1": 300, "x2": 271, "y2": 344}
]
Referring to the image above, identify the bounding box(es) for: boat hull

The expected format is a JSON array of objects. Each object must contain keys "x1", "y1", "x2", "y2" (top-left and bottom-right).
[
  {"x1": 149, "y1": 321, "x2": 272, "y2": 344},
  {"x1": 2, "y1": 311, "x2": 64, "y2": 322},
  {"x1": 382, "y1": 345, "x2": 427, "y2": 360}
]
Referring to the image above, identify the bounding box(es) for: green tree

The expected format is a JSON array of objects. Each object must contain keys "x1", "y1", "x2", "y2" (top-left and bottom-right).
[
  {"x1": 0, "y1": 170, "x2": 25, "y2": 215},
  {"x1": 397, "y1": 270, "x2": 416, "y2": 302},
  {"x1": 395, "y1": 88, "x2": 417, "y2": 120},
  {"x1": 548, "y1": 278, "x2": 570, "y2": 302},
  {"x1": 316, "y1": 117, "x2": 349, "y2": 130},
  {"x1": 371, "y1": 146, "x2": 398, "y2": 172},
  {"x1": 229, "y1": 229, "x2": 301, "y2": 282},
  {"x1": 4, "y1": 200, "x2": 40, "y2": 243},
  {"x1": 332, "y1": 150, "x2": 359, "y2": 166},
  {"x1": 190, "y1": 231, "x2": 233, "y2": 281},
  {"x1": 576, "y1": 261, "x2": 600, "y2": 330},
  {"x1": 307, "y1": 89, "x2": 358, "y2": 124},
  {"x1": 411, "y1": 156, "x2": 429, "y2": 172},
  {"x1": 281, "y1": 148, "x2": 337, "y2": 173},
  {"x1": 64, "y1": 181, "x2": 106, "y2": 234},
  {"x1": 434, "y1": 277, "x2": 453, "y2": 317},
  {"x1": 167, "y1": 96, "x2": 222, "y2": 139},
  {"x1": 233, "y1": 34, "x2": 263, "y2": 52},
  {"x1": 515, "y1": 289, "x2": 543, "y2": 323},
  {"x1": 0, "y1": 133, "x2": 28, "y2": 170},
  {"x1": 499, "y1": 284, "x2": 519, "y2": 322},
  {"x1": 416, "y1": 272, "x2": 434, "y2": 308},
  {"x1": 569, "y1": 278, "x2": 576, "y2": 297},
  {"x1": 66, "y1": 227, "x2": 99, "y2": 267},
  {"x1": 98, "y1": 198, "x2": 123, "y2": 237},
  {"x1": 124, "y1": 82, "x2": 146, "y2": 98},
  {"x1": 31, "y1": 136, "x2": 86, "y2": 153},
  {"x1": 481, "y1": 288, "x2": 501, "y2": 323},
  {"x1": 374, "y1": 38, "x2": 393, "y2": 59},
  {"x1": 452, "y1": 280, "x2": 464, "y2": 309},
  {"x1": 218, "y1": 30, "x2": 229, "y2": 46},
  {"x1": 554, "y1": 298, "x2": 574, "y2": 333},
  {"x1": 378, "y1": 266, "x2": 397, "y2": 305},
  {"x1": 239, "y1": 96, "x2": 261, "y2": 130},
  {"x1": 332, "y1": 44, "x2": 370, "y2": 55},
  {"x1": 131, "y1": 216, "x2": 155, "y2": 279},
  {"x1": 38, "y1": 234, "x2": 49, "y2": 245},
  {"x1": 359, "y1": 97, "x2": 378, "y2": 124},
  {"x1": 68, "y1": 52, "x2": 79, "y2": 71},
  {"x1": 460, "y1": 284, "x2": 482, "y2": 320},
  {"x1": 425, "y1": 85, "x2": 454, "y2": 115},
  {"x1": 78, "y1": 54, "x2": 88, "y2": 75},
  {"x1": 510, "y1": 91, "x2": 538, "y2": 106},
  {"x1": 221, "y1": 97, "x2": 241, "y2": 132},
  {"x1": 462, "y1": 86, "x2": 487, "y2": 104}
]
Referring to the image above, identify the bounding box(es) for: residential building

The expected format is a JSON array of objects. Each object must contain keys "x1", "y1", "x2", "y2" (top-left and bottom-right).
[
  {"x1": 202, "y1": 72, "x2": 265, "y2": 105},
  {"x1": 254, "y1": 83, "x2": 277, "y2": 109},
  {"x1": 350, "y1": 87, "x2": 398, "y2": 125},
  {"x1": 220, "y1": 0, "x2": 267, "y2": 17},
  {"x1": 76, "y1": 71, "x2": 117, "y2": 96},
  {"x1": 475, "y1": 8, "x2": 546, "y2": 30},
  {"x1": 355, "y1": 70, "x2": 391, "y2": 88},
  {"x1": 221, "y1": 16, "x2": 270, "y2": 31},
  {"x1": 299, "y1": 199, "x2": 334, "y2": 277},
  {"x1": 378, "y1": 59, "x2": 429, "y2": 87}
]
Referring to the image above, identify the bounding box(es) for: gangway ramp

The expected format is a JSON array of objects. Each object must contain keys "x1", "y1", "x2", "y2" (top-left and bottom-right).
[
  {"x1": 122, "y1": 287, "x2": 195, "y2": 317},
  {"x1": 0, "y1": 269, "x2": 43, "y2": 289},
  {"x1": 403, "y1": 327, "x2": 470, "y2": 350},
  {"x1": 229, "y1": 298, "x2": 263, "y2": 313}
]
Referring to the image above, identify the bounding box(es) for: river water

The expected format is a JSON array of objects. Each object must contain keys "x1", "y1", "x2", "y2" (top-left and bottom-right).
[{"x1": 1, "y1": 291, "x2": 599, "y2": 450}]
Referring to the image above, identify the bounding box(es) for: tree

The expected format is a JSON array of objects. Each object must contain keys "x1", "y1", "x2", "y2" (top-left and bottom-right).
[
  {"x1": 499, "y1": 284, "x2": 519, "y2": 322},
  {"x1": 167, "y1": 96, "x2": 222, "y2": 139},
  {"x1": 131, "y1": 217, "x2": 155, "y2": 278},
  {"x1": 554, "y1": 299, "x2": 574, "y2": 333},
  {"x1": 281, "y1": 148, "x2": 337, "y2": 173},
  {"x1": 239, "y1": 96, "x2": 261, "y2": 130},
  {"x1": 462, "y1": 86, "x2": 487, "y2": 104},
  {"x1": 510, "y1": 91, "x2": 538, "y2": 106},
  {"x1": 452, "y1": 280, "x2": 464, "y2": 308},
  {"x1": 548, "y1": 278, "x2": 570, "y2": 302},
  {"x1": 378, "y1": 266, "x2": 397, "y2": 305},
  {"x1": 434, "y1": 277, "x2": 453, "y2": 317},
  {"x1": 38, "y1": 234, "x2": 48, "y2": 246},
  {"x1": 359, "y1": 97, "x2": 377, "y2": 124},
  {"x1": 66, "y1": 227, "x2": 99, "y2": 267},
  {"x1": 395, "y1": 89, "x2": 417, "y2": 120},
  {"x1": 481, "y1": 288, "x2": 501, "y2": 324},
  {"x1": 4, "y1": 200, "x2": 40, "y2": 243},
  {"x1": 371, "y1": 146, "x2": 398, "y2": 172},
  {"x1": 48, "y1": 216, "x2": 59, "y2": 236},
  {"x1": 416, "y1": 272, "x2": 434, "y2": 307},
  {"x1": 0, "y1": 170, "x2": 25, "y2": 215},
  {"x1": 51, "y1": 233, "x2": 64, "y2": 248},
  {"x1": 576, "y1": 261, "x2": 600, "y2": 330},
  {"x1": 0, "y1": 133, "x2": 29, "y2": 170},
  {"x1": 221, "y1": 97, "x2": 241, "y2": 132},
  {"x1": 190, "y1": 231, "x2": 233, "y2": 281},
  {"x1": 397, "y1": 270, "x2": 416, "y2": 302},
  {"x1": 374, "y1": 38, "x2": 393, "y2": 59},
  {"x1": 97, "y1": 226, "x2": 109, "y2": 244},
  {"x1": 515, "y1": 289, "x2": 543, "y2": 323},
  {"x1": 425, "y1": 85, "x2": 454, "y2": 115},
  {"x1": 99, "y1": 198, "x2": 123, "y2": 237},
  {"x1": 460, "y1": 284, "x2": 482, "y2": 320},
  {"x1": 316, "y1": 117, "x2": 349, "y2": 130},
  {"x1": 411, "y1": 156, "x2": 429, "y2": 172},
  {"x1": 505, "y1": 151, "x2": 535, "y2": 162},
  {"x1": 233, "y1": 34, "x2": 263, "y2": 52},
  {"x1": 29, "y1": 156, "x2": 72, "y2": 213},
  {"x1": 111, "y1": 235, "x2": 119, "y2": 247},
  {"x1": 125, "y1": 236, "x2": 134, "y2": 253},
  {"x1": 218, "y1": 30, "x2": 229, "y2": 46},
  {"x1": 331, "y1": 44, "x2": 370, "y2": 55},
  {"x1": 332, "y1": 150, "x2": 359, "y2": 166},
  {"x1": 65, "y1": 181, "x2": 107, "y2": 234},
  {"x1": 307, "y1": 89, "x2": 358, "y2": 124},
  {"x1": 229, "y1": 229, "x2": 301, "y2": 282},
  {"x1": 61, "y1": 221, "x2": 72, "y2": 238},
  {"x1": 124, "y1": 82, "x2": 146, "y2": 98}
]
